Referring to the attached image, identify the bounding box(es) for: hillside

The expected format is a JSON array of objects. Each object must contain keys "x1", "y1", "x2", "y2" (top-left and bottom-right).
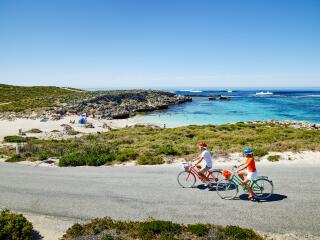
[
  {"x1": 0, "y1": 84, "x2": 190, "y2": 119},
  {"x1": 0, "y1": 84, "x2": 96, "y2": 112}
]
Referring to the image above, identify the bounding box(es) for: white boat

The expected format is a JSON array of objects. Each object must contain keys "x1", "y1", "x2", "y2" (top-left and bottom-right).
[
  {"x1": 227, "y1": 90, "x2": 233, "y2": 93},
  {"x1": 255, "y1": 91, "x2": 273, "y2": 95}
]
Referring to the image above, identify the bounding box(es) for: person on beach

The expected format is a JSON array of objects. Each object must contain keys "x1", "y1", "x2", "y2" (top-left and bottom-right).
[
  {"x1": 192, "y1": 142, "x2": 213, "y2": 181},
  {"x1": 235, "y1": 148, "x2": 257, "y2": 200}
]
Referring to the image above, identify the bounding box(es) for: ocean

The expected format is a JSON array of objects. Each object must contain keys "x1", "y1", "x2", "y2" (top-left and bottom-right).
[{"x1": 130, "y1": 89, "x2": 320, "y2": 127}]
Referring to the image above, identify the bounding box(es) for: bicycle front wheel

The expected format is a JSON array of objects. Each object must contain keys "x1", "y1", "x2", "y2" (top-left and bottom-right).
[
  {"x1": 216, "y1": 179, "x2": 238, "y2": 200},
  {"x1": 251, "y1": 179, "x2": 273, "y2": 200},
  {"x1": 177, "y1": 171, "x2": 196, "y2": 188}
]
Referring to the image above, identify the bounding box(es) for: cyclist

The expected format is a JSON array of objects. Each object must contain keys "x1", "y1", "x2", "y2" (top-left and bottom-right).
[
  {"x1": 235, "y1": 148, "x2": 257, "y2": 200},
  {"x1": 192, "y1": 142, "x2": 213, "y2": 181}
]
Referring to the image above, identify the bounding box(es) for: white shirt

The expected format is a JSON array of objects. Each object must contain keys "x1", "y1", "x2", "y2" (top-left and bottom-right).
[{"x1": 201, "y1": 149, "x2": 213, "y2": 168}]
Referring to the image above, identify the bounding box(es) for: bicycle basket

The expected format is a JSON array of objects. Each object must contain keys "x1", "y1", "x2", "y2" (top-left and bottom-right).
[
  {"x1": 223, "y1": 170, "x2": 232, "y2": 180},
  {"x1": 182, "y1": 163, "x2": 190, "y2": 171}
]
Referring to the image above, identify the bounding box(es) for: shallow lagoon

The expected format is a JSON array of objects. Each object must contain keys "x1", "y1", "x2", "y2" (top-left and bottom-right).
[{"x1": 132, "y1": 89, "x2": 320, "y2": 127}]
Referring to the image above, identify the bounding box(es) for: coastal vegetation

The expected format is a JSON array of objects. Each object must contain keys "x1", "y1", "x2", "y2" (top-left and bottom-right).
[
  {"x1": 0, "y1": 210, "x2": 33, "y2": 240},
  {"x1": 1, "y1": 122, "x2": 319, "y2": 166},
  {"x1": 62, "y1": 217, "x2": 263, "y2": 240}
]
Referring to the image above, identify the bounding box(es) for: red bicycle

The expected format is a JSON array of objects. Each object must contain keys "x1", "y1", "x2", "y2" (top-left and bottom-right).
[{"x1": 177, "y1": 161, "x2": 222, "y2": 188}]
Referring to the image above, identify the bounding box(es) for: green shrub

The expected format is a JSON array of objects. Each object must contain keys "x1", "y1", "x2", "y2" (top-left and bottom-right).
[
  {"x1": 158, "y1": 146, "x2": 178, "y2": 155},
  {"x1": 253, "y1": 147, "x2": 268, "y2": 157},
  {"x1": 59, "y1": 153, "x2": 86, "y2": 167},
  {"x1": 67, "y1": 130, "x2": 79, "y2": 135},
  {"x1": 139, "y1": 220, "x2": 182, "y2": 237},
  {"x1": 64, "y1": 223, "x2": 83, "y2": 238},
  {"x1": 137, "y1": 156, "x2": 164, "y2": 165},
  {"x1": 59, "y1": 148, "x2": 115, "y2": 167},
  {"x1": 38, "y1": 153, "x2": 48, "y2": 161},
  {"x1": 187, "y1": 224, "x2": 209, "y2": 236},
  {"x1": 267, "y1": 155, "x2": 280, "y2": 162},
  {"x1": 6, "y1": 154, "x2": 24, "y2": 162},
  {"x1": 101, "y1": 235, "x2": 121, "y2": 240},
  {"x1": 224, "y1": 225, "x2": 262, "y2": 240},
  {"x1": 26, "y1": 128, "x2": 42, "y2": 133},
  {"x1": 115, "y1": 149, "x2": 138, "y2": 162},
  {"x1": 0, "y1": 210, "x2": 33, "y2": 240},
  {"x1": 4, "y1": 135, "x2": 26, "y2": 143}
]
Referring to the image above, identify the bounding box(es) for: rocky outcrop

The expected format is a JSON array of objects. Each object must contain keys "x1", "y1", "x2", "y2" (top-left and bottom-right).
[
  {"x1": 59, "y1": 91, "x2": 192, "y2": 119},
  {"x1": 252, "y1": 120, "x2": 320, "y2": 130}
]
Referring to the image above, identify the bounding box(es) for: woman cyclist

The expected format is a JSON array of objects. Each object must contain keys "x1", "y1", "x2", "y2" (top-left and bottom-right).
[{"x1": 192, "y1": 142, "x2": 213, "y2": 182}]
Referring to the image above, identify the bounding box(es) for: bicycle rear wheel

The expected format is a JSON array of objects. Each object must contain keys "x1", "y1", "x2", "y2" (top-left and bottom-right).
[
  {"x1": 251, "y1": 179, "x2": 273, "y2": 200},
  {"x1": 216, "y1": 179, "x2": 238, "y2": 199},
  {"x1": 208, "y1": 170, "x2": 222, "y2": 183},
  {"x1": 177, "y1": 171, "x2": 196, "y2": 188}
]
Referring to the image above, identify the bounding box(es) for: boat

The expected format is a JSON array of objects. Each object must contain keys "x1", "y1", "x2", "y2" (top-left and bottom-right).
[
  {"x1": 227, "y1": 90, "x2": 233, "y2": 93},
  {"x1": 255, "y1": 91, "x2": 273, "y2": 95}
]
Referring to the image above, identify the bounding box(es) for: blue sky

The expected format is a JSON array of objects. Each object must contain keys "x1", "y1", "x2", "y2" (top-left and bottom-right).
[{"x1": 0, "y1": 0, "x2": 319, "y2": 89}]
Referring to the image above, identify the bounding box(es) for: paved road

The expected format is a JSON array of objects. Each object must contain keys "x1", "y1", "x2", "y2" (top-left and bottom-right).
[{"x1": 0, "y1": 162, "x2": 319, "y2": 236}]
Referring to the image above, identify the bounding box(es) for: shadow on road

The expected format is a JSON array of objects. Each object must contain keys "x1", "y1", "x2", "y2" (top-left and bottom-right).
[
  {"x1": 196, "y1": 183, "x2": 218, "y2": 191},
  {"x1": 195, "y1": 184, "x2": 287, "y2": 203},
  {"x1": 32, "y1": 230, "x2": 43, "y2": 240},
  {"x1": 239, "y1": 193, "x2": 287, "y2": 202}
]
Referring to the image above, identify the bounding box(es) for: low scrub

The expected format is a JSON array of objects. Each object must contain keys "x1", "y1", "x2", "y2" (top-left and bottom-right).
[
  {"x1": 137, "y1": 156, "x2": 165, "y2": 165},
  {"x1": 25, "y1": 128, "x2": 42, "y2": 133},
  {"x1": 158, "y1": 146, "x2": 179, "y2": 155},
  {"x1": 6, "y1": 154, "x2": 24, "y2": 162},
  {"x1": 0, "y1": 210, "x2": 33, "y2": 240},
  {"x1": 59, "y1": 150, "x2": 115, "y2": 167},
  {"x1": 267, "y1": 155, "x2": 280, "y2": 162},
  {"x1": 3, "y1": 122, "x2": 320, "y2": 166},
  {"x1": 4, "y1": 135, "x2": 26, "y2": 143},
  {"x1": 61, "y1": 217, "x2": 263, "y2": 240}
]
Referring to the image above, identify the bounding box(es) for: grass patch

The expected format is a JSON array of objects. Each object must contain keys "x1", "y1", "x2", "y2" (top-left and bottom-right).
[
  {"x1": 267, "y1": 155, "x2": 281, "y2": 162},
  {"x1": 61, "y1": 217, "x2": 263, "y2": 240},
  {"x1": 0, "y1": 210, "x2": 33, "y2": 240}
]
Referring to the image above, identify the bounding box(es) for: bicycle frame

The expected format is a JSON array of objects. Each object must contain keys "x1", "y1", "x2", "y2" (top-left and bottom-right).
[
  {"x1": 183, "y1": 162, "x2": 221, "y2": 183},
  {"x1": 186, "y1": 165, "x2": 211, "y2": 182},
  {"x1": 229, "y1": 171, "x2": 270, "y2": 193},
  {"x1": 229, "y1": 172, "x2": 249, "y2": 192}
]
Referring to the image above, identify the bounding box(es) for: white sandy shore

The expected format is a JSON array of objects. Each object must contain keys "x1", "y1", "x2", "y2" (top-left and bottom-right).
[{"x1": 0, "y1": 115, "x2": 137, "y2": 141}]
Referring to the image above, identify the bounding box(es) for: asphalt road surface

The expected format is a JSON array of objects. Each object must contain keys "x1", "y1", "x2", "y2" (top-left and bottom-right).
[{"x1": 0, "y1": 162, "x2": 319, "y2": 236}]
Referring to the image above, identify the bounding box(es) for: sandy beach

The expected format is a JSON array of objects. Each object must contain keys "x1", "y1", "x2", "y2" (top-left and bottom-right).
[{"x1": 0, "y1": 115, "x2": 138, "y2": 141}]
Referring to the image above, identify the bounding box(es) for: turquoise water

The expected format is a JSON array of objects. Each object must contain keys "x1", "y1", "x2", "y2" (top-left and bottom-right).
[{"x1": 131, "y1": 89, "x2": 320, "y2": 127}]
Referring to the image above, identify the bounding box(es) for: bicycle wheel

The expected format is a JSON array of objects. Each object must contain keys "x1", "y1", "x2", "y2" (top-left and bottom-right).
[
  {"x1": 208, "y1": 170, "x2": 222, "y2": 183},
  {"x1": 251, "y1": 179, "x2": 273, "y2": 200},
  {"x1": 216, "y1": 179, "x2": 238, "y2": 200},
  {"x1": 177, "y1": 171, "x2": 196, "y2": 188}
]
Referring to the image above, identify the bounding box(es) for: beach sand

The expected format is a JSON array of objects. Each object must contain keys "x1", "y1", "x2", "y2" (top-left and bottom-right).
[{"x1": 0, "y1": 115, "x2": 137, "y2": 141}]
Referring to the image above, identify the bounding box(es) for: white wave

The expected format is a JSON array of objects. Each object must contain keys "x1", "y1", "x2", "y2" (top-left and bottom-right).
[
  {"x1": 294, "y1": 95, "x2": 320, "y2": 98},
  {"x1": 255, "y1": 91, "x2": 273, "y2": 95},
  {"x1": 179, "y1": 89, "x2": 203, "y2": 93}
]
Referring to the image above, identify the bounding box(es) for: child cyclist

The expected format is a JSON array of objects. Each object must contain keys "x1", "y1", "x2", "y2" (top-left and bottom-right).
[
  {"x1": 192, "y1": 142, "x2": 213, "y2": 181},
  {"x1": 235, "y1": 148, "x2": 257, "y2": 200}
]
